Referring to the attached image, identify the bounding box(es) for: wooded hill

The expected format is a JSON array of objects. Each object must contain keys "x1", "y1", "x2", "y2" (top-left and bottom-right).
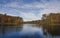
[{"x1": 0, "y1": 14, "x2": 23, "y2": 25}]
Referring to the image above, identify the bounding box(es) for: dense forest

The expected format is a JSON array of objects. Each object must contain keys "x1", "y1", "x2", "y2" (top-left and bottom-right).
[{"x1": 0, "y1": 14, "x2": 23, "y2": 25}]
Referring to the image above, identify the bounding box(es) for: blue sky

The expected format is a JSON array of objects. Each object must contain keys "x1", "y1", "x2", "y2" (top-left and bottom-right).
[{"x1": 0, "y1": 0, "x2": 60, "y2": 21}]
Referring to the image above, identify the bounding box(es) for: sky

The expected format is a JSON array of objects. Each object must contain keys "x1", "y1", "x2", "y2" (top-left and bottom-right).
[{"x1": 0, "y1": 0, "x2": 60, "y2": 21}]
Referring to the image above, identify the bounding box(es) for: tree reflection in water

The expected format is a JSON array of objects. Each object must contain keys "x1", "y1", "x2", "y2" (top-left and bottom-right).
[{"x1": 4, "y1": 24, "x2": 43, "y2": 38}]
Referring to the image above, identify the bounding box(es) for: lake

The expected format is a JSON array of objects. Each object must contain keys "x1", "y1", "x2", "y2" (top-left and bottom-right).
[{"x1": 0, "y1": 24, "x2": 60, "y2": 38}]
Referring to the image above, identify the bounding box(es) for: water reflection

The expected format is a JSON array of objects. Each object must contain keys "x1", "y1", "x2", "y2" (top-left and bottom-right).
[{"x1": 0, "y1": 24, "x2": 60, "y2": 38}]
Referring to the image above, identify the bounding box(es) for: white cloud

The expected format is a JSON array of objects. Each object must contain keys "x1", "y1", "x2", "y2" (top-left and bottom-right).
[{"x1": 20, "y1": 12, "x2": 40, "y2": 21}]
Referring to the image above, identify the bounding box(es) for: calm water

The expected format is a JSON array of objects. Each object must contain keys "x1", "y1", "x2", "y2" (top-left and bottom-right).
[{"x1": 0, "y1": 24, "x2": 60, "y2": 38}]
